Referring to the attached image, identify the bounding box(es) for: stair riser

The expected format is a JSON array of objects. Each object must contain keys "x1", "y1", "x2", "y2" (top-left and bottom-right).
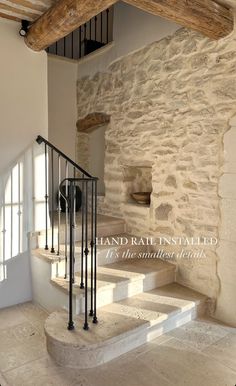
[
  {"x1": 46, "y1": 303, "x2": 203, "y2": 369},
  {"x1": 51, "y1": 266, "x2": 175, "y2": 315},
  {"x1": 75, "y1": 269, "x2": 175, "y2": 314}
]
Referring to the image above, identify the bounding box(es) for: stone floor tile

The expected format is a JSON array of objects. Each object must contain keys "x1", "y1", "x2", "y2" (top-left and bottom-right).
[
  {"x1": 138, "y1": 337, "x2": 236, "y2": 386},
  {"x1": 0, "y1": 371, "x2": 9, "y2": 386},
  {"x1": 17, "y1": 302, "x2": 48, "y2": 325},
  {"x1": 4, "y1": 357, "x2": 89, "y2": 386},
  {"x1": 168, "y1": 318, "x2": 229, "y2": 350},
  {"x1": 84, "y1": 356, "x2": 173, "y2": 386},
  {"x1": 0, "y1": 340, "x2": 47, "y2": 373},
  {"x1": 0, "y1": 306, "x2": 28, "y2": 330},
  {"x1": 203, "y1": 332, "x2": 236, "y2": 372}
]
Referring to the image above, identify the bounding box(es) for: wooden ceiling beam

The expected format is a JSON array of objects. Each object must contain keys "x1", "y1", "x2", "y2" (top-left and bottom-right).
[
  {"x1": 25, "y1": 0, "x2": 118, "y2": 51},
  {"x1": 123, "y1": 0, "x2": 233, "y2": 39},
  {"x1": 6, "y1": 0, "x2": 47, "y2": 13},
  {"x1": 0, "y1": 10, "x2": 21, "y2": 21},
  {"x1": 0, "y1": 2, "x2": 39, "y2": 19}
]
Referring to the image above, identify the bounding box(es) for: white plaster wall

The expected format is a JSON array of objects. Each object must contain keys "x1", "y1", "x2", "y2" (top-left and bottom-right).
[
  {"x1": 89, "y1": 126, "x2": 106, "y2": 195},
  {"x1": 48, "y1": 56, "x2": 77, "y2": 160},
  {"x1": 0, "y1": 19, "x2": 48, "y2": 174},
  {"x1": 78, "y1": 2, "x2": 180, "y2": 78},
  {"x1": 0, "y1": 18, "x2": 48, "y2": 308},
  {"x1": 216, "y1": 115, "x2": 236, "y2": 327}
]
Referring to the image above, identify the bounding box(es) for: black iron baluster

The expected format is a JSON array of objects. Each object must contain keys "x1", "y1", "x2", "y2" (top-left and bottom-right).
[
  {"x1": 68, "y1": 180, "x2": 75, "y2": 331},
  {"x1": 80, "y1": 174, "x2": 85, "y2": 289},
  {"x1": 93, "y1": 179, "x2": 98, "y2": 324},
  {"x1": 71, "y1": 32, "x2": 74, "y2": 59},
  {"x1": 84, "y1": 23, "x2": 87, "y2": 56},
  {"x1": 51, "y1": 148, "x2": 55, "y2": 253},
  {"x1": 57, "y1": 155, "x2": 61, "y2": 256},
  {"x1": 64, "y1": 161, "x2": 68, "y2": 278},
  {"x1": 79, "y1": 26, "x2": 82, "y2": 58},
  {"x1": 84, "y1": 180, "x2": 89, "y2": 330},
  {"x1": 106, "y1": 8, "x2": 109, "y2": 44},
  {"x1": 89, "y1": 180, "x2": 94, "y2": 317},
  {"x1": 72, "y1": 170, "x2": 76, "y2": 284},
  {"x1": 55, "y1": 41, "x2": 58, "y2": 56},
  {"x1": 64, "y1": 37, "x2": 66, "y2": 57},
  {"x1": 95, "y1": 16, "x2": 97, "y2": 41},
  {"x1": 45, "y1": 144, "x2": 49, "y2": 250},
  {"x1": 101, "y1": 11, "x2": 103, "y2": 43},
  {"x1": 90, "y1": 19, "x2": 92, "y2": 40}
]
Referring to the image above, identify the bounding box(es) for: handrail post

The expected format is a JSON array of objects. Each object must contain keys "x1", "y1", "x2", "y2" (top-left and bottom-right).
[{"x1": 68, "y1": 180, "x2": 75, "y2": 331}]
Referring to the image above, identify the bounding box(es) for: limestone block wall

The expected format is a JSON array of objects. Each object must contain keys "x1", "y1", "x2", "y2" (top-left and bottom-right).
[
  {"x1": 77, "y1": 27, "x2": 236, "y2": 304},
  {"x1": 216, "y1": 115, "x2": 236, "y2": 326}
]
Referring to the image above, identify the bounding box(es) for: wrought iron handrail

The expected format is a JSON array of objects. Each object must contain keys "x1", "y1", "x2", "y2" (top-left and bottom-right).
[
  {"x1": 36, "y1": 136, "x2": 98, "y2": 331},
  {"x1": 36, "y1": 135, "x2": 92, "y2": 178}
]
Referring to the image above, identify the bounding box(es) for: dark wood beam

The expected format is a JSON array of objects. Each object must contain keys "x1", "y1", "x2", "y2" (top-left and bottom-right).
[
  {"x1": 25, "y1": 0, "x2": 118, "y2": 51},
  {"x1": 77, "y1": 113, "x2": 111, "y2": 133},
  {"x1": 123, "y1": 0, "x2": 233, "y2": 39}
]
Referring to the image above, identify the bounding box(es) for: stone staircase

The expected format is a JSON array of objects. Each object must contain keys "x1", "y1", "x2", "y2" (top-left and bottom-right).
[{"x1": 31, "y1": 214, "x2": 207, "y2": 369}]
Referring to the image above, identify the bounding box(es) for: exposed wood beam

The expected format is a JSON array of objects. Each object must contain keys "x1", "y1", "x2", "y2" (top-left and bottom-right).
[
  {"x1": 6, "y1": 0, "x2": 47, "y2": 13},
  {"x1": 0, "y1": 2, "x2": 38, "y2": 19},
  {"x1": 25, "y1": 0, "x2": 118, "y2": 51},
  {"x1": 0, "y1": 9, "x2": 21, "y2": 20},
  {"x1": 123, "y1": 0, "x2": 233, "y2": 39},
  {"x1": 77, "y1": 113, "x2": 111, "y2": 133}
]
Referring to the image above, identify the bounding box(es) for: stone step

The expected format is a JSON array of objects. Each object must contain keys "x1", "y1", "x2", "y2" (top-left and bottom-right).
[
  {"x1": 45, "y1": 283, "x2": 207, "y2": 369},
  {"x1": 37, "y1": 214, "x2": 126, "y2": 248},
  {"x1": 50, "y1": 259, "x2": 176, "y2": 314},
  {"x1": 33, "y1": 233, "x2": 149, "y2": 276}
]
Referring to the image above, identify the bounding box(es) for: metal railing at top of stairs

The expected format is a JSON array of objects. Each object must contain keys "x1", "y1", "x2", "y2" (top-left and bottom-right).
[{"x1": 36, "y1": 135, "x2": 98, "y2": 330}]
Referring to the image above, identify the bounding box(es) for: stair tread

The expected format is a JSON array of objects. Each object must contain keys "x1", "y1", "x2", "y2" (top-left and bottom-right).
[
  {"x1": 33, "y1": 233, "x2": 156, "y2": 263},
  {"x1": 51, "y1": 259, "x2": 176, "y2": 295},
  {"x1": 39, "y1": 213, "x2": 125, "y2": 233},
  {"x1": 45, "y1": 283, "x2": 206, "y2": 348}
]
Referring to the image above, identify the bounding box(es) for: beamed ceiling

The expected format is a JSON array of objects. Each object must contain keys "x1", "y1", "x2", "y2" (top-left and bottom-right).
[
  {"x1": 0, "y1": 0, "x2": 235, "y2": 23},
  {"x1": 0, "y1": 0, "x2": 57, "y2": 22}
]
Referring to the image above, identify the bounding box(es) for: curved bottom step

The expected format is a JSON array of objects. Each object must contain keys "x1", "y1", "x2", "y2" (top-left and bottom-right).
[{"x1": 45, "y1": 283, "x2": 207, "y2": 369}]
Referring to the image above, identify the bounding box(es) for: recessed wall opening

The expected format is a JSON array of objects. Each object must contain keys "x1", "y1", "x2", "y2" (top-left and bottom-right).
[
  {"x1": 77, "y1": 112, "x2": 110, "y2": 197},
  {"x1": 122, "y1": 165, "x2": 152, "y2": 206}
]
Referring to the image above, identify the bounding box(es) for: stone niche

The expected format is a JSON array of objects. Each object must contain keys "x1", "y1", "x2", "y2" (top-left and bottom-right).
[{"x1": 122, "y1": 165, "x2": 152, "y2": 206}]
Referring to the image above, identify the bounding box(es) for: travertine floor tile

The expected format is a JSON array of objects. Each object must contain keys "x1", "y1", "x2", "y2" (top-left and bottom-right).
[
  {"x1": 168, "y1": 318, "x2": 229, "y2": 350},
  {"x1": 84, "y1": 356, "x2": 173, "y2": 386},
  {"x1": 0, "y1": 371, "x2": 9, "y2": 386},
  {"x1": 0, "y1": 306, "x2": 28, "y2": 330},
  {"x1": 4, "y1": 357, "x2": 89, "y2": 386},
  {"x1": 138, "y1": 337, "x2": 236, "y2": 386},
  {"x1": 0, "y1": 340, "x2": 47, "y2": 373},
  {"x1": 203, "y1": 332, "x2": 236, "y2": 372}
]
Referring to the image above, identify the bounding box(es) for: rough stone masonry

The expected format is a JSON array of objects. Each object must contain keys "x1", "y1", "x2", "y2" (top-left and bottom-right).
[{"x1": 77, "y1": 27, "x2": 236, "y2": 304}]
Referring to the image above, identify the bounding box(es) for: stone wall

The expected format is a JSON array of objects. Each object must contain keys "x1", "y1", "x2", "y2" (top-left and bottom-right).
[
  {"x1": 216, "y1": 115, "x2": 236, "y2": 326},
  {"x1": 77, "y1": 27, "x2": 236, "y2": 303}
]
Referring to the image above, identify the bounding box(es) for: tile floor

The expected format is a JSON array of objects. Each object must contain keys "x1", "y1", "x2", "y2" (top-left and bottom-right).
[{"x1": 0, "y1": 302, "x2": 235, "y2": 386}]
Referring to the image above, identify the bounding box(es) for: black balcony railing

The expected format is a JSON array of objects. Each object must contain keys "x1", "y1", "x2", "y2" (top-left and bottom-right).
[
  {"x1": 36, "y1": 135, "x2": 98, "y2": 330},
  {"x1": 46, "y1": 7, "x2": 113, "y2": 60}
]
